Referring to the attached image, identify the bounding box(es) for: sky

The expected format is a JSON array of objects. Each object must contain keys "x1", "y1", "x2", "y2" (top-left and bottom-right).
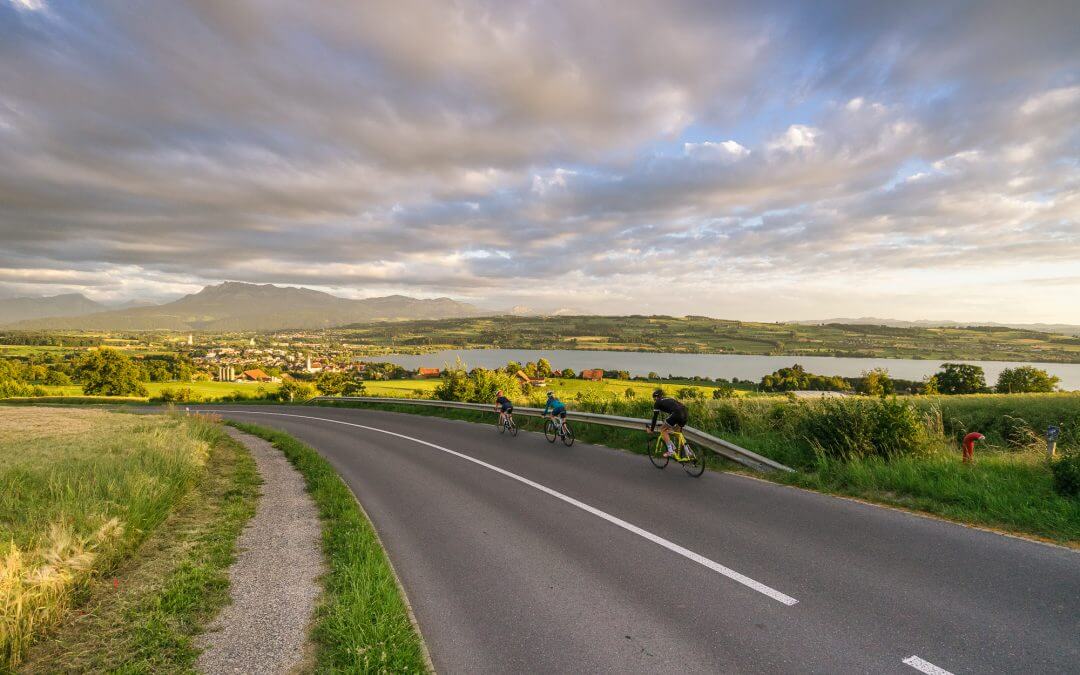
[{"x1": 1, "y1": 0, "x2": 1078, "y2": 322}]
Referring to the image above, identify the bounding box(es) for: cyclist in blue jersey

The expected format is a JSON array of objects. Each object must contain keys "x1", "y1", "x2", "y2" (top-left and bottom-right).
[{"x1": 543, "y1": 391, "x2": 568, "y2": 434}]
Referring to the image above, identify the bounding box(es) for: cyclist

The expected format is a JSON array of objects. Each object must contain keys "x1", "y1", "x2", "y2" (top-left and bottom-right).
[
  {"x1": 648, "y1": 389, "x2": 688, "y2": 457},
  {"x1": 542, "y1": 391, "x2": 568, "y2": 433},
  {"x1": 494, "y1": 389, "x2": 514, "y2": 427}
]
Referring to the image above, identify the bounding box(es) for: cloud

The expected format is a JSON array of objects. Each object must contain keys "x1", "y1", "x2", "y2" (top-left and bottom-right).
[
  {"x1": 767, "y1": 125, "x2": 820, "y2": 152},
  {"x1": 0, "y1": 0, "x2": 1077, "y2": 321}
]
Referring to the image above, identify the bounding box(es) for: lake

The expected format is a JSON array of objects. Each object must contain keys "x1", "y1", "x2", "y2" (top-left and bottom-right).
[{"x1": 377, "y1": 348, "x2": 1080, "y2": 391}]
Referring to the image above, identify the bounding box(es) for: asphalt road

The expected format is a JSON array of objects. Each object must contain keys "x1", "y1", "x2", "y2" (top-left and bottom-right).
[{"x1": 189, "y1": 405, "x2": 1079, "y2": 674}]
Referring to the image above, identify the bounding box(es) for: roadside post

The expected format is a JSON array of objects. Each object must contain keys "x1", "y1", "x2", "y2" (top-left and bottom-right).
[
  {"x1": 962, "y1": 432, "x2": 984, "y2": 463},
  {"x1": 1047, "y1": 425, "x2": 1060, "y2": 459}
]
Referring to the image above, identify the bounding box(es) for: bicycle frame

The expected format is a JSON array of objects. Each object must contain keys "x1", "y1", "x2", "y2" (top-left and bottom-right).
[{"x1": 651, "y1": 428, "x2": 693, "y2": 462}]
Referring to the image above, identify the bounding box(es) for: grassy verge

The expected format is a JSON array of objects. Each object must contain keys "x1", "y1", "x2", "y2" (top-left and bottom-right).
[
  {"x1": 310, "y1": 399, "x2": 1080, "y2": 546},
  {"x1": 1, "y1": 408, "x2": 258, "y2": 671},
  {"x1": 229, "y1": 421, "x2": 428, "y2": 673},
  {"x1": 19, "y1": 419, "x2": 260, "y2": 673}
]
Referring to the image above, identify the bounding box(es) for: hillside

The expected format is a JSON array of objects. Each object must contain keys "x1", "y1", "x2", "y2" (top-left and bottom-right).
[
  {"x1": 8, "y1": 282, "x2": 489, "y2": 331},
  {"x1": 795, "y1": 317, "x2": 1080, "y2": 336},
  {"x1": 334, "y1": 315, "x2": 1080, "y2": 363},
  {"x1": 0, "y1": 293, "x2": 106, "y2": 324}
]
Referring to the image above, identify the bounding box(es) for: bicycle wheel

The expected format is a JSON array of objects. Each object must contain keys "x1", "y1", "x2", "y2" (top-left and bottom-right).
[
  {"x1": 544, "y1": 419, "x2": 557, "y2": 443},
  {"x1": 561, "y1": 423, "x2": 575, "y2": 446},
  {"x1": 682, "y1": 441, "x2": 706, "y2": 477},
  {"x1": 648, "y1": 438, "x2": 668, "y2": 469},
  {"x1": 509, "y1": 418, "x2": 518, "y2": 436}
]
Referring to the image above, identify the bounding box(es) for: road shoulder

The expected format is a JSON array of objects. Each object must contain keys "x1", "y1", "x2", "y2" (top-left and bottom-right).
[{"x1": 196, "y1": 427, "x2": 326, "y2": 675}]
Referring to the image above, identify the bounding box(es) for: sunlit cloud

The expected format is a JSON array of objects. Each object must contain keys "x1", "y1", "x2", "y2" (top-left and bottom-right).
[{"x1": 0, "y1": 0, "x2": 1077, "y2": 322}]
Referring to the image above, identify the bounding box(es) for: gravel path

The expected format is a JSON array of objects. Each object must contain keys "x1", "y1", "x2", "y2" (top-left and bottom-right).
[{"x1": 197, "y1": 427, "x2": 325, "y2": 675}]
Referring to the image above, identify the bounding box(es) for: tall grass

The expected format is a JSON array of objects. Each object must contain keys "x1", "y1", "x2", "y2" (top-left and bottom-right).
[{"x1": 0, "y1": 408, "x2": 216, "y2": 668}]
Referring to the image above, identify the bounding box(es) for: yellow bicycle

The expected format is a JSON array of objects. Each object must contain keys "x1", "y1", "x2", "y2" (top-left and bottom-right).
[{"x1": 646, "y1": 426, "x2": 705, "y2": 477}]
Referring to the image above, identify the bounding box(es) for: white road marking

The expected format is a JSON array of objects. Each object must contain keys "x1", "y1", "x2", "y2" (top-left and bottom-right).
[
  {"x1": 211, "y1": 409, "x2": 799, "y2": 606},
  {"x1": 903, "y1": 655, "x2": 955, "y2": 675}
]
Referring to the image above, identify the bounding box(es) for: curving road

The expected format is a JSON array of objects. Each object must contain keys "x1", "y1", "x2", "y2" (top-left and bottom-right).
[{"x1": 189, "y1": 405, "x2": 1079, "y2": 674}]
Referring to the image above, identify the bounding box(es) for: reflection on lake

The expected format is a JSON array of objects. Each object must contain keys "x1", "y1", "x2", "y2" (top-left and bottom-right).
[{"x1": 377, "y1": 348, "x2": 1080, "y2": 391}]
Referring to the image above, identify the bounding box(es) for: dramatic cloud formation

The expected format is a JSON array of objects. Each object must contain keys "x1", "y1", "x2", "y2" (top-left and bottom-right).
[{"x1": 1, "y1": 0, "x2": 1077, "y2": 320}]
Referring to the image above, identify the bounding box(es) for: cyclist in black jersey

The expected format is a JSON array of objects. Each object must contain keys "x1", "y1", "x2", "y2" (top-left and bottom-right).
[
  {"x1": 648, "y1": 389, "x2": 689, "y2": 457},
  {"x1": 494, "y1": 390, "x2": 514, "y2": 427}
]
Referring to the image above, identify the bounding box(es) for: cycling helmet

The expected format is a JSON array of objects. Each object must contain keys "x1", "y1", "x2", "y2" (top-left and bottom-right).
[
  {"x1": 546, "y1": 391, "x2": 555, "y2": 399},
  {"x1": 652, "y1": 389, "x2": 664, "y2": 399},
  {"x1": 496, "y1": 389, "x2": 503, "y2": 396}
]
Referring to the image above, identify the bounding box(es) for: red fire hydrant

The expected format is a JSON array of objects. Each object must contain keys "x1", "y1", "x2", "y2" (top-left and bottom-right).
[{"x1": 962, "y1": 432, "x2": 984, "y2": 463}]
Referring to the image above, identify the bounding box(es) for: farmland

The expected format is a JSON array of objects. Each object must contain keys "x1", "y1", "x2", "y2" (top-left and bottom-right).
[{"x1": 333, "y1": 315, "x2": 1080, "y2": 363}]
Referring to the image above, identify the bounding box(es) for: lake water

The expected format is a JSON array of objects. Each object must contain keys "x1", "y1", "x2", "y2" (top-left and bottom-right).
[{"x1": 378, "y1": 348, "x2": 1080, "y2": 391}]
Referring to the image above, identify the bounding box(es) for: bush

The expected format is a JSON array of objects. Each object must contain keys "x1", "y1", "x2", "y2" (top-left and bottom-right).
[
  {"x1": 153, "y1": 387, "x2": 205, "y2": 403},
  {"x1": 798, "y1": 397, "x2": 926, "y2": 461},
  {"x1": 433, "y1": 363, "x2": 521, "y2": 403},
  {"x1": 1051, "y1": 451, "x2": 1080, "y2": 498},
  {"x1": 276, "y1": 380, "x2": 317, "y2": 402}
]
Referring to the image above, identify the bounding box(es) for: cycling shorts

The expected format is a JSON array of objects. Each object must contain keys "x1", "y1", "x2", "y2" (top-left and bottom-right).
[{"x1": 664, "y1": 412, "x2": 688, "y2": 428}]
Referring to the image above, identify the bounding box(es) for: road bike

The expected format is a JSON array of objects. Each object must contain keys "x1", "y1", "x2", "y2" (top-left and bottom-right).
[
  {"x1": 496, "y1": 409, "x2": 518, "y2": 436},
  {"x1": 544, "y1": 414, "x2": 575, "y2": 446},
  {"x1": 646, "y1": 426, "x2": 705, "y2": 477}
]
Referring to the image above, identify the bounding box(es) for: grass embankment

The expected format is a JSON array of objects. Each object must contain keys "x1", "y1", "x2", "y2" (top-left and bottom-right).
[
  {"x1": 229, "y1": 422, "x2": 428, "y2": 673},
  {"x1": 314, "y1": 394, "x2": 1080, "y2": 545},
  {"x1": 1, "y1": 408, "x2": 259, "y2": 671}
]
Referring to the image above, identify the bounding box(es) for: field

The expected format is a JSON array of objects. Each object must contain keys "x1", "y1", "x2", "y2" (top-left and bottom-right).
[
  {"x1": 332, "y1": 315, "x2": 1080, "y2": 362},
  {"x1": 358, "y1": 376, "x2": 730, "y2": 400},
  {"x1": 0, "y1": 408, "x2": 237, "y2": 668},
  {"x1": 23, "y1": 376, "x2": 729, "y2": 403},
  {"x1": 35, "y1": 380, "x2": 281, "y2": 399}
]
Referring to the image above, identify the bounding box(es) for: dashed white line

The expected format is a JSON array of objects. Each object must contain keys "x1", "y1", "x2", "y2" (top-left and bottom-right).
[
  {"x1": 903, "y1": 655, "x2": 955, "y2": 675},
  {"x1": 208, "y1": 409, "x2": 800, "y2": 606}
]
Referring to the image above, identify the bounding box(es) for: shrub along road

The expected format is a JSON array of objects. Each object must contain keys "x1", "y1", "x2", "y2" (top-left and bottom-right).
[{"x1": 184, "y1": 404, "x2": 1079, "y2": 674}]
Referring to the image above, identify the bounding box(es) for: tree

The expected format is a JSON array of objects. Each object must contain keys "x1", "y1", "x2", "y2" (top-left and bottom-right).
[
  {"x1": 75, "y1": 348, "x2": 148, "y2": 396},
  {"x1": 561, "y1": 367, "x2": 575, "y2": 379},
  {"x1": 712, "y1": 384, "x2": 736, "y2": 399},
  {"x1": 647, "y1": 372, "x2": 660, "y2": 380},
  {"x1": 996, "y1": 366, "x2": 1060, "y2": 393},
  {"x1": 43, "y1": 369, "x2": 72, "y2": 386},
  {"x1": 933, "y1": 363, "x2": 987, "y2": 395},
  {"x1": 677, "y1": 386, "x2": 705, "y2": 401},
  {"x1": 342, "y1": 379, "x2": 367, "y2": 396},
  {"x1": 624, "y1": 387, "x2": 636, "y2": 399},
  {"x1": 861, "y1": 368, "x2": 894, "y2": 397},
  {"x1": 504, "y1": 361, "x2": 522, "y2": 376},
  {"x1": 536, "y1": 358, "x2": 553, "y2": 378},
  {"x1": 277, "y1": 379, "x2": 317, "y2": 402},
  {"x1": 316, "y1": 371, "x2": 350, "y2": 396}
]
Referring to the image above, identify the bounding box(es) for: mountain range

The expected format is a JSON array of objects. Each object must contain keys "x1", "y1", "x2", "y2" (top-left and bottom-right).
[
  {"x1": 3, "y1": 282, "x2": 489, "y2": 331},
  {"x1": 794, "y1": 317, "x2": 1080, "y2": 336},
  {"x1": 0, "y1": 293, "x2": 107, "y2": 324}
]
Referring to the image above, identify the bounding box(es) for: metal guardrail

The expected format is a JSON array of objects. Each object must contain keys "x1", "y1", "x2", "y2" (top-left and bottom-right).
[{"x1": 308, "y1": 396, "x2": 794, "y2": 473}]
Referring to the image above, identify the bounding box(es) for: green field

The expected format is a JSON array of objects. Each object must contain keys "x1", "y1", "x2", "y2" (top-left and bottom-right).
[
  {"x1": 25, "y1": 376, "x2": 729, "y2": 403},
  {"x1": 36, "y1": 380, "x2": 281, "y2": 399}
]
